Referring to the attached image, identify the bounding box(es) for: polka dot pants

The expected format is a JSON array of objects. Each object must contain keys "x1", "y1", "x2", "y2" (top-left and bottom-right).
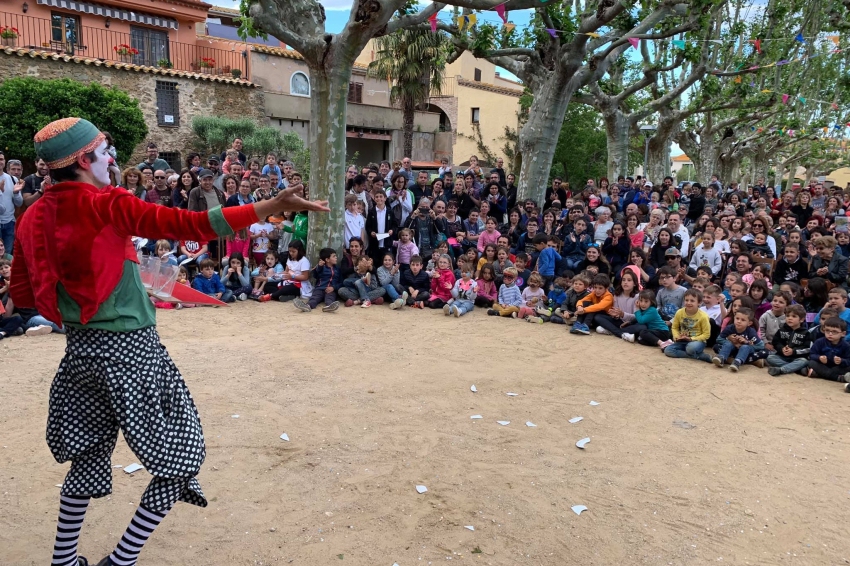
[{"x1": 47, "y1": 326, "x2": 207, "y2": 513}]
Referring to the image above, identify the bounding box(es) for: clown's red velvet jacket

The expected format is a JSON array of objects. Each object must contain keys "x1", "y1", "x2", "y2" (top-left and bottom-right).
[{"x1": 11, "y1": 182, "x2": 258, "y2": 330}]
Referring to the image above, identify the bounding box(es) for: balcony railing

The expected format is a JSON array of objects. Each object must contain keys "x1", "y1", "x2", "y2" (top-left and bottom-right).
[
  {"x1": 0, "y1": 12, "x2": 247, "y2": 79},
  {"x1": 429, "y1": 76, "x2": 455, "y2": 98}
]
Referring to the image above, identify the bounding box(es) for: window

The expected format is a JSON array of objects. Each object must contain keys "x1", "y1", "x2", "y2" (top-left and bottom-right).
[
  {"x1": 155, "y1": 81, "x2": 179, "y2": 127},
  {"x1": 471, "y1": 107, "x2": 480, "y2": 123},
  {"x1": 347, "y1": 82, "x2": 363, "y2": 104},
  {"x1": 290, "y1": 72, "x2": 310, "y2": 97},
  {"x1": 159, "y1": 151, "x2": 181, "y2": 171},
  {"x1": 51, "y1": 12, "x2": 82, "y2": 52},
  {"x1": 130, "y1": 26, "x2": 169, "y2": 67},
  {"x1": 474, "y1": 68, "x2": 482, "y2": 82}
]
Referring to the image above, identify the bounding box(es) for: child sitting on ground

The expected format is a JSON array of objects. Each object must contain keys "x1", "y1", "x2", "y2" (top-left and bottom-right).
[
  {"x1": 251, "y1": 250, "x2": 283, "y2": 297},
  {"x1": 446, "y1": 264, "x2": 478, "y2": 317},
  {"x1": 487, "y1": 267, "x2": 523, "y2": 317},
  {"x1": 767, "y1": 304, "x2": 811, "y2": 376},
  {"x1": 806, "y1": 317, "x2": 850, "y2": 387},
  {"x1": 220, "y1": 252, "x2": 252, "y2": 301},
  {"x1": 377, "y1": 251, "x2": 407, "y2": 310},
  {"x1": 401, "y1": 255, "x2": 431, "y2": 308},
  {"x1": 428, "y1": 254, "x2": 456, "y2": 309},
  {"x1": 759, "y1": 291, "x2": 790, "y2": 346},
  {"x1": 295, "y1": 247, "x2": 341, "y2": 313},
  {"x1": 515, "y1": 272, "x2": 546, "y2": 320},
  {"x1": 620, "y1": 290, "x2": 671, "y2": 346},
  {"x1": 533, "y1": 235, "x2": 562, "y2": 290},
  {"x1": 569, "y1": 274, "x2": 614, "y2": 335},
  {"x1": 662, "y1": 289, "x2": 710, "y2": 358},
  {"x1": 192, "y1": 258, "x2": 232, "y2": 303},
  {"x1": 339, "y1": 255, "x2": 385, "y2": 307},
  {"x1": 711, "y1": 307, "x2": 763, "y2": 371},
  {"x1": 514, "y1": 253, "x2": 532, "y2": 290},
  {"x1": 475, "y1": 263, "x2": 498, "y2": 307},
  {"x1": 549, "y1": 272, "x2": 591, "y2": 325},
  {"x1": 656, "y1": 266, "x2": 686, "y2": 322}
]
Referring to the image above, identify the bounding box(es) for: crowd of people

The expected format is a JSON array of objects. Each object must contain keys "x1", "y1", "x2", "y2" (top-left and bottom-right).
[{"x1": 2, "y1": 139, "x2": 850, "y2": 394}]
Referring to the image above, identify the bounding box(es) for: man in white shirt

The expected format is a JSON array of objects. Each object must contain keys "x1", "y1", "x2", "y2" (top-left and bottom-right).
[
  {"x1": 350, "y1": 174, "x2": 371, "y2": 214},
  {"x1": 664, "y1": 211, "x2": 690, "y2": 257}
]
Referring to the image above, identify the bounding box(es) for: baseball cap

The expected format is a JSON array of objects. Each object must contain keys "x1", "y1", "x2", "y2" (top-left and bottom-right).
[
  {"x1": 644, "y1": 180, "x2": 654, "y2": 187},
  {"x1": 198, "y1": 168, "x2": 214, "y2": 179},
  {"x1": 665, "y1": 247, "x2": 680, "y2": 257},
  {"x1": 207, "y1": 155, "x2": 220, "y2": 163}
]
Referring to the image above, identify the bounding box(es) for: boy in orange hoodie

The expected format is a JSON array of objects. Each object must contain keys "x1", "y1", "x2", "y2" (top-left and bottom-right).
[{"x1": 570, "y1": 273, "x2": 614, "y2": 335}]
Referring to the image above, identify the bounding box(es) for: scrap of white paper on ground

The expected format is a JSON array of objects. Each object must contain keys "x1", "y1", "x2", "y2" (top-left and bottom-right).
[
  {"x1": 506, "y1": 392, "x2": 519, "y2": 396},
  {"x1": 415, "y1": 485, "x2": 428, "y2": 494},
  {"x1": 280, "y1": 433, "x2": 290, "y2": 441},
  {"x1": 123, "y1": 463, "x2": 144, "y2": 474},
  {"x1": 589, "y1": 401, "x2": 600, "y2": 406},
  {"x1": 464, "y1": 526, "x2": 475, "y2": 531},
  {"x1": 497, "y1": 420, "x2": 510, "y2": 426},
  {"x1": 576, "y1": 437, "x2": 591, "y2": 449},
  {"x1": 526, "y1": 421, "x2": 537, "y2": 427},
  {"x1": 572, "y1": 505, "x2": 588, "y2": 515},
  {"x1": 470, "y1": 385, "x2": 477, "y2": 392},
  {"x1": 470, "y1": 415, "x2": 483, "y2": 419},
  {"x1": 569, "y1": 416, "x2": 584, "y2": 424}
]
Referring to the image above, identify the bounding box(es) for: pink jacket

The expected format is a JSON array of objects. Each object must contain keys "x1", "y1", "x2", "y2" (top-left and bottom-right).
[
  {"x1": 476, "y1": 278, "x2": 498, "y2": 301},
  {"x1": 227, "y1": 235, "x2": 250, "y2": 260},
  {"x1": 477, "y1": 229, "x2": 501, "y2": 252},
  {"x1": 430, "y1": 268, "x2": 456, "y2": 301}
]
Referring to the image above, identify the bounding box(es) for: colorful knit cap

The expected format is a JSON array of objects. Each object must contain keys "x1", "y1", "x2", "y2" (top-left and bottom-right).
[{"x1": 33, "y1": 118, "x2": 105, "y2": 169}]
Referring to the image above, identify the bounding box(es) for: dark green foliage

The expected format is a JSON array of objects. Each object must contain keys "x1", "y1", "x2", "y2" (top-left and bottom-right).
[{"x1": 0, "y1": 77, "x2": 147, "y2": 163}]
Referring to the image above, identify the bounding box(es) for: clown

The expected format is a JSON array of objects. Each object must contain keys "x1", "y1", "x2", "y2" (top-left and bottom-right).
[{"x1": 10, "y1": 118, "x2": 328, "y2": 566}]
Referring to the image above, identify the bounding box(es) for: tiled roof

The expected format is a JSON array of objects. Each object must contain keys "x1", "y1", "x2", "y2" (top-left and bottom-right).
[
  {"x1": 249, "y1": 44, "x2": 367, "y2": 69},
  {"x1": 208, "y1": 4, "x2": 241, "y2": 15},
  {"x1": 456, "y1": 77, "x2": 522, "y2": 97},
  {"x1": 671, "y1": 154, "x2": 692, "y2": 162},
  {"x1": 0, "y1": 47, "x2": 256, "y2": 87}
]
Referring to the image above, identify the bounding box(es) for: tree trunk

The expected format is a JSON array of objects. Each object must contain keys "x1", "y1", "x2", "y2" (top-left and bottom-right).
[
  {"x1": 784, "y1": 161, "x2": 797, "y2": 193},
  {"x1": 717, "y1": 154, "x2": 741, "y2": 187},
  {"x1": 646, "y1": 131, "x2": 674, "y2": 184},
  {"x1": 603, "y1": 110, "x2": 631, "y2": 182},
  {"x1": 516, "y1": 74, "x2": 572, "y2": 206},
  {"x1": 306, "y1": 64, "x2": 353, "y2": 260},
  {"x1": 751, "y1": 147, "x2": 769, "y2": 186},
  {"x1": 402, "y1": 97, "x2": 415, "y2": 159}
]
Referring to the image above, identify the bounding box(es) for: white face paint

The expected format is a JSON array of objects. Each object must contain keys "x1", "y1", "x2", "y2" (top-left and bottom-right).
[{"x1": 89, "y1": 140, "x2": 112, "y2": 187}]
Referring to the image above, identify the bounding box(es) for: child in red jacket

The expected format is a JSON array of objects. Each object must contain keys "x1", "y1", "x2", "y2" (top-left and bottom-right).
[{"x1": 428, "y1": 254, "x2": 456, "y2": 309}]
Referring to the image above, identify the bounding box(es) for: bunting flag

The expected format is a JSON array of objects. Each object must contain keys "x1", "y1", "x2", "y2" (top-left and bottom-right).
[
  {"x1": 798, "y1": 96, "x2": 806, "y2": 105},
  {"x1": 586, "y1": 32, "x2": 601, "y2": 39},
  {"x1": 761, "y1": 89, "x2": 772, "y2": 93},
  {"x1": 546, "y1": 28, "x2": 558, "y2": 38},
  {"x1": 456, "y1": 15, "x2": 465, "y2": 31},
  {"x1": 776, "y1": 59, "x2": 790, "y2": 65},
  {"x1": 827, "y1": 35, "x2": 840, "y2": 46},
  {"x1": 782, "y1": 94, "x2": 790, "y2": 104},
  {"x1": 832, "y1": 103, "x2": 840, "y2": 110},
  {"x1": 429, "y1": 12, "x2": 438, "y2": 33},
  {"x1": 751, "y1": 39, "x2": 762, "y2": 53},
  {"x1": 503, "y1": 22, "x2": 516, "y2": 33},
  {"x1": 734, "y1": 76, "x2": 742, "y2": 83},
  {"x1": 628, "y1": 37, "x2": 640, "y2": 49},
  {"x1": 794, "y1": 32, "x2": 805, "y2": 43},
  {"x1": 457, "y1": 14, "x2": 477, "y2": 31},
  {"x1": 672, "y1": 39, "x2": 686, "y2": 49},
  {"x1": 494, "y1": 3, "x2": 507, "y2": 23}
]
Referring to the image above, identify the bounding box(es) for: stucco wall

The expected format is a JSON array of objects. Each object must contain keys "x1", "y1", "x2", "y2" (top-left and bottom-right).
[
  {"x1": 453, "y1": 83, "x2": 520, "y2": 167},
  {"x1": 0, "y1": 53, "x2": 264, "y2": 165}
]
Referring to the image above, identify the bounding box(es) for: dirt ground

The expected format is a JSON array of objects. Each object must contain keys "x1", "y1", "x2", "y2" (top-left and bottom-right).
[{"x1": 1, "y1": 303, "x2": 849, "y2": 566}]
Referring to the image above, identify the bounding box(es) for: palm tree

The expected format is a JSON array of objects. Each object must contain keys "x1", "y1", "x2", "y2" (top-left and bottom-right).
[{"x1": 368, "y1": 28, "x2": 448, "y2": 159}]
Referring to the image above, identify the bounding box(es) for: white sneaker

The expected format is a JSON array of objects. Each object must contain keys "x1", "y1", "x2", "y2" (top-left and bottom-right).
[
  {"x1": 25, "y1": 325, "x2": 52, "y2": 337},
  {"x1": 237, "y1": 293, "x2": 247, "y2": 301},
  {"x1": 390, "y1": 298, "x2": 403, "y2": 310},
  {"x1": 622, "y1": 333, "x2": 635, "y2": 343},
  {"x1": 443, "y1": 303, "x2": 452, "y2": 316},
  {"x1": 596, "y1": 326, "x2": 611, "y2": 335}
]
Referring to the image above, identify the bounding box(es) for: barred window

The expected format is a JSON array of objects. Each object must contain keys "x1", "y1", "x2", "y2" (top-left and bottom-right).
[
  {"x1": 159, "y1": 151, "x2": 181, "y2": 171},
  {"x1": 347, "y1": 82, "x2": 363, "y2": 104},
  {"x1": 155, "y1": 81, "x2": 179, "y2": 127}
]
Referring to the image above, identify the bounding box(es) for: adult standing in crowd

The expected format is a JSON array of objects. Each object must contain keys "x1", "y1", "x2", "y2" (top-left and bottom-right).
[
  {"x1": 0, "y1": 154, "x2": 23, "y2": 252},
  {"x1": 136, "y1": 142, "x2": 170, "y2": 172},
  {"x1": 220, "y1": 137, "x2": 247, "y2": 165},
  {"x1": 21, "y1": 157, "x2": 51, "y2": 209}
]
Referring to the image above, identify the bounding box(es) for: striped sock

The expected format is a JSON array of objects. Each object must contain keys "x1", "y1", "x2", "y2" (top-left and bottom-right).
[
  {"x1": 109, "y1": 505, "x2": 171, "y2": 566},
  {"x1": 51, "y1": 495, "x2": 91, "y2": 566}
]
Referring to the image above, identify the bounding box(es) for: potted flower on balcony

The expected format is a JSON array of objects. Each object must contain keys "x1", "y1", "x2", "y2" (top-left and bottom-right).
[
  {"x1": 157, "y1": 58, "x2": 173, "y2": 69},
  {"x1": 199, "y1": 56, "x2": 215, "y2": 73},
  {"x1": 0, "y1": 26, "x2": 20, "y2": 48},
  {"x1": 230, "y1": 68, "x2": 242, "y2": 79},
  {"x1": 113, "y1": 43, "x2": 139, "y2": 63}
]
